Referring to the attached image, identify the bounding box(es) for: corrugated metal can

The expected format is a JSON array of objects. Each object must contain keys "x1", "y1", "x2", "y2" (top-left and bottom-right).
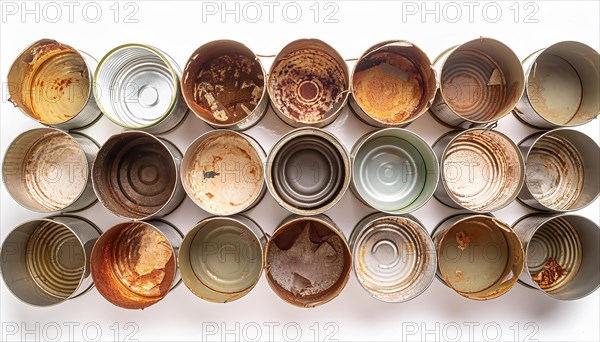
[
  {"x1": 92, "y1": 131, "x2": 185, "y2": 220},
  {"x1": 2, "y1": 127, "x2": 99, "y2": 213},
  {"x1": 430, "y1": 38, "x2": 525, "y2": 129},
  {"x1": 0, "y1": 215, "x2": 101, "y2": 306},
  {"x1": 265, "y1": 214, "x2": 351, "y2": 307},
  {"x1": 514, "y1": 41, "x2": 599, "y2": 128},
  {"x1": 181, "y1": 40, "x2": 268, "y2": 130},
  {"x1": 179, "y1": 215, "x2": 266, "y2": 303},
  {"x1": 350, "y1": 40, "x2": 437, "y2": 127},
  {"x1": 268, "y1": 39, "x2": 349, "y2": 128},
  {"x1": 91, "y1": 220, "x2": 182, "y2": 309},
  {"x1": 518, "y1": 129, "x2": 599, "y2": 211},
  {"x1": 94, "y1": 44, "x2": 189, "y2": 134},
  {"x1": 432, "y1": 214, "x2": 524, "y2": 300},
  {"x1": 513, "y1": 213, "x2": 599, "y2": 300},
  {"x1": 7, "y1": 39, "x2": 101, "y2": 130},
  {"x1": 349, "y1": 213, "x2": 436, "y2": 302}
]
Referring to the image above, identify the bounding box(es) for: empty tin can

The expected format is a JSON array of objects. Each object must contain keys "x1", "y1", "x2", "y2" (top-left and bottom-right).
[
  {"x1": 433, "y1": 128, "x2": 524, "y2": 212},
  {"x1": 0, "y1": 215, "x2": 100, "y2": 306},
  {"x1": 91, "y1": 220, "x2": 182, "y2": 309},
  {"x1": 268, "y1": 39, "x2": 349, "y2": 127},
  {"x1": 430, "y1": 38, "x2": 525, "y2": 128},
  {"x1": 518, "y1": 129, "x2": 599, "y2": 212},
  {"x1": 349, "y1": 213, "x2": 436, "y2": 302},
  {"x1": 350, "y1": 40, "x2": 437, "y2": 127},
  {"x1": 351, "y1": 128, "x2": 438, "y2": 214},
  {"x1": 94, "y1": 44, "x2": 188, "y2": 133},
  {"x1": 432, "y1": 214, "x2": 524, "y2": 300},
  {"x1": 3, "y1": 128, "x2": 98, "y2": 212},
  {"x1": 7, "y1": 39, "x2": 101, "y2": 130},
  {"x1": 181, "y1": 40, "x2": 268, "y2": 130},
  {"x1": 514, "y1": 41, "x2": 599, "y2": 128},
  {"x1": 265, "y1": 215, "x2": 352, "y2": 307},
  {"x1": 266, "y1": 128, "x2": 350, "y2": 215},
  {"x1": 513, "y1": 214, "x2": 599, "y2": 300},
  {"x1": 179, "y1": 215, "x2": 266, "y2": 303},
  {"x1": 182, "y1": 130, "x2": 265, "y2": 216},
  {"x1": 92, "y1": 131, "x2": 185, "y2": 220}
]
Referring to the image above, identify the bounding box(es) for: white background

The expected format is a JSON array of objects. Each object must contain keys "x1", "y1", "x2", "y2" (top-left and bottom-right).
[{"x1": 1, "y1": 1, "x2": 598, "y2": 341}]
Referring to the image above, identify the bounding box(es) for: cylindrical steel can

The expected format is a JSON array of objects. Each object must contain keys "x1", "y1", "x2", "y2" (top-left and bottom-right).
[
  {"x1": 430, "y1": 38, "x2": 525, "y2": 128},
  {"x1": 181, "y1": 40, "x2": 268, "y2": 130},
  {"x1": 433, "y1": 128, "x2": 524, "y2": 212},
  {"x1": 94, "y1": 44, "x2": 188, "y2": 134},
  {"x1": 513, "y1": 214, "x2": 599, "y2": 300},
  {"x1": 514, "y1": 41, "x2": 599, "y2": 128},
  {"x1": 7, "y1": 39, "x2": 101, "y2": 130},
  {"x1": 268, "y1": 39, "x2": 349, "y2": 128},
  {"x1": 92, "y1": 131, "x2": 185, "y2": 220},
  {"x1": 351, "y1": 128, "x2": 438, "y2": 214},
  {"x1": 265, "y1": 215, "x2": 352, "y2": 308},
  {"x1": 91, "y1": 220, "x2": 182, "y2": 309},
  {"x1": 3, "y1": 128, "x2": 98, "y2": 212},
  {"x1": 266, "y1": 128, "x2": 351, "y2": 215},
  {"x1": 350, "y1": 40, "x2": 437, "y2": 127},
  {"x1": 179, "y1": 215, "x2": 266, "y2": 303},
  {"x1": 518, "y1": 129, "x2": 599, "y2": 211},
  {"x1": 0, "y1": 215, "x2": 101, "y2": 306},
  {"x1": 182, "y1": 130, "x2": 266, "y2": 216},
  {"x1": 432, "y1": 214, "x2": 524, "y2": 300},
  {"x1": 349, "y1": 213, "x2": 436, "y2": 302}
]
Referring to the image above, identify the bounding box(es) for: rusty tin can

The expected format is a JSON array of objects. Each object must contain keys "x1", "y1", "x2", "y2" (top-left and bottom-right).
[
  {"x1": 350, "y1": 40, "x2": 437, "y2": 127},
  {"x1": 349, "y1": 213, "x2": 436, "y2": 302},
  {"x1": 513, "y1": 214, "x2": 599, "y2": 300},
  {"x1": 430, "y1": 38, "x2": 525, "y2": 129},
  {"x1": 518, "y1": 129, "x2": 599, "y2": 212},
  {"x1": 94, "y1": 44, "x2": 188, "y2": 134},
  {"x1": 181, "y1": 40, "x2": 268, "y2": 130},
  {"x1": 182, "y1": 130, "x2": 266, "y2": 216},
  {"x1": 7, "y1": 39, "x2": 101, "y2": 130},
  {"x1": 265, "y1": 215, "x2": 352, "y2": 308},
  {"x1": 3, "y1": 128, "x2": 99, "y2": 213},
  {"x1": 0, "y1": 215, "x2": 101, "y2": 306},
  {"x1": 433, "y1": 128, "x2": 524, "y2": 212},
  {"x1": 432, "y1": 214, "x2": 524, "y2": 300},
  {"x1": 266, "y1": 128, "x2": 351, "y2": 215},
  {"x1": 91, "y1": 220, "x2": 182, "y2": 309},
  {"x1": 92, "y1": 131, "x2": 185, "y2": 220},
  {"x1": 268, "y1": 39, "x2": 350, "y2": 128},
  {"x1": 514, "y1": 41, "x2": 599, "y2": 128},
  {"x1": 179, "y1": 215, "x2": 266, "y2": 303}
]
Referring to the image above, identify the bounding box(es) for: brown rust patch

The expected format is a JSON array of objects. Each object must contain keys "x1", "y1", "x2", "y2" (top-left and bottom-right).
[
  {"x1": 455, "y1": 231, "x2": 471, "y2": 250},
  {"x1": 532, "y1": 258, "x2": 565, "y2": 289}
]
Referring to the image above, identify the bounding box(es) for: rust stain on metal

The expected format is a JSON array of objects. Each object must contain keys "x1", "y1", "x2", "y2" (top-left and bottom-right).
[
  {"x1": 455, "y1": 231, "x2": 470, "y2": 250},
  {"x1": 532, "y1": 257, "x2": 565, "y2": 289}
]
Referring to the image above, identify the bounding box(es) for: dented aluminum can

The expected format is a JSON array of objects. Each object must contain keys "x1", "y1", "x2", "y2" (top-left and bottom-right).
[
  {"x1": 265, "y1": 215, "x2": 351, "y2": 308},
  {"x1": 182, "y1": 130, "x2": 266, "y2": 215},
  {"x1": 181, "y1": 40, "x2": 269, "y2": 130},
  {"x1": 7, "y1": 39, "x2": 101, "y2": 130},
  {"x1": 350, "y1": 40, "x2": 437, "y2": 127},
  {"x1": 179, "y1": 215, "x2": 266, "y2": 303},
  {"x1": 92, "y1": 131, "x2": 185, "y2": 220},
  {"x1": 266, "y1": 128, "x2": 351, "y2": 215},
  {"x1": 0, "y1": 215, "x2": 101, "y2": 306},
  {"x1": 94, "y1": 44, "x2": 188, "y2": 133},
  {"x1": 2, "y1": 128, "x2": 99, "y2": 213},
  {"x1": 433, "y1": 128, "x2": 524, "y2": 212},
  {"x1": 349, "y1": 213, "x2": 436, "y2": 302},
  {"x1": 514, "y1": 41, "x2": 599, "y2": 128},
  {"x1": 513, "y1": 214, "x2": 599, "y2": 300},
  {"x1": 430, "y1": 38, "x2": 525, "y2": 129},
  {"x1": 432, "y1": 214, "x2": 524, "y2": 300},
  {"x1": 268, "y1": 39, "x2": 350, "y2": 128},
  {"x1": 91, "y1": 220, "x2": 182, "y2": 309},
  {"x1": 518, "y1": 129, "x2": 599, "y2": 212}
]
